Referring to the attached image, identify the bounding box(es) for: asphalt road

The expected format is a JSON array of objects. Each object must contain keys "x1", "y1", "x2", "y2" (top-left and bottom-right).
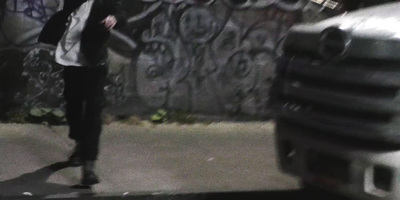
[{"x1": 0, "y1": 121, "x2": 349, "y2": 199}]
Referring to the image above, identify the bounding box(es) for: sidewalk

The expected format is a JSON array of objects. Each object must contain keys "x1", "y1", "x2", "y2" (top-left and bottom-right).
[{"x1": 0, "y1": 121, "x2": 298, "y2": 198}]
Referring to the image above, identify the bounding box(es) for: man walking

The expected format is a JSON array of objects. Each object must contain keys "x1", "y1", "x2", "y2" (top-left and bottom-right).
[{"x1": 39, "y1": 0, "x2": 126, "y2": 186}]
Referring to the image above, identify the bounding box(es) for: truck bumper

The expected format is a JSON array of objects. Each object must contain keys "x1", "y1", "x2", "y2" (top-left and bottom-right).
[{"x1": 276, "y1": 122, "x2": 400, "y2": 200}]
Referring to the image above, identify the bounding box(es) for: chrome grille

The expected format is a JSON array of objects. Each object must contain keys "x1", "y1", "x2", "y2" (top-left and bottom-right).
[{"x1": 274, "y1": 56, "x2": 400, "y2": 144}]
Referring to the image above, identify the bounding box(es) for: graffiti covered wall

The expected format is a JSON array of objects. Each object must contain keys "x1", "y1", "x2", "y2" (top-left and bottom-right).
[
  {"x1": 0, "y1": 0, "x2": 315, "y2": 118},
  {"x1": 0, "y1": 0, "x2": 64, "y2": 119}
]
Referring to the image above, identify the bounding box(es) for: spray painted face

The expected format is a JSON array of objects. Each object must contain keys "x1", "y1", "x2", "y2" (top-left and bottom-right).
[
  {"x1": 142, "y1": 0, "x2": 215, "y2": 5},
  {"x1": 223, "y1": 0, "x2": 274, "y2": 8},
  {"x1": 23, "y1": 48, "x2": 64, "y2": 107},
  {"x1": 242, "y1": 22, "x2": 278, "y2": 51},
  {"x1": 218, "y1": 51, "x2": 257, "y2": 111},
  {"x1": 136, "y1": 41, "x2": 175, "y2": 107},
  {"x1": 223, "y1": 0, "x2": 306, "y2": 10},
  {"x1": 211, "y1": 21, "x2": 241, "y2": 66},
  {"x1": 179, "y1": 7, "x2": 218, "y2": 43}
]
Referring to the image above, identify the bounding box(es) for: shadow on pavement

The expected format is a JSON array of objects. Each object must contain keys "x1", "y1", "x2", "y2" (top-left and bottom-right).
[
  {"x1": 0, "y1": 161, "x2": 93, "y2": 198},
  {"x1": 203, "y1": 190, "x2": 349, "y2": 200},
  {"x1": 3, "y1": 190, "x2": 349, "y2": 200},
  {"x1": 0, "y1": 162, "x2": 349, "y2": 200},
  {"x1": 81, "y1": 190, "x2": 346, "y2": 200}
]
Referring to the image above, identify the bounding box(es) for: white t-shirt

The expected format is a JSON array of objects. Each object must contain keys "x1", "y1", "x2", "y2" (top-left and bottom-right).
[{"x1": 55, "y1": 0, "x2": 94, "y2": 67}]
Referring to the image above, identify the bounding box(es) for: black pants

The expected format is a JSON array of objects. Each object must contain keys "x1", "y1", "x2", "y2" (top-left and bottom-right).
[{"x1": 62, "y1": 65, "x2": 107, "y2": 161}]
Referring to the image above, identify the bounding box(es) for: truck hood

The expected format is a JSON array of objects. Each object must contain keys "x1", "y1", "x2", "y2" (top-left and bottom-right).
[{"x1": 284, "y1": 2, "x2": 400, "y2": 61}]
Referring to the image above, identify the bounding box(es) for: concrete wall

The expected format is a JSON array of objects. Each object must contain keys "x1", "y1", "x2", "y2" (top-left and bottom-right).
[{"x1": 0, "y1": 0, "x2": 312, "y2": 118}]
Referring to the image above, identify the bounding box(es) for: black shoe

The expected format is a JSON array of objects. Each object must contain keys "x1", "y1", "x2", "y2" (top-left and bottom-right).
[
  {"x1": 81, "y1": 161, "x2": 100, "y2": 186},
  {"x1": 69, "y1": 155, "x2": 83, "y2": 167},
  {"x1": 68, "y1": 143, "x2": 83, "y2": 167}
]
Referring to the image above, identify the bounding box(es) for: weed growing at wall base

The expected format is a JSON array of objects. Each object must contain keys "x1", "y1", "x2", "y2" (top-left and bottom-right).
[
  {"x1": 28, "y1": 107, "x2": 66, "y2": 125},
  {"x1": 150, "y1": 109, "x2": 197, "y2": 124},
  {"x1": 4, "y1": 107, "x2": 66, "y2": 125}
]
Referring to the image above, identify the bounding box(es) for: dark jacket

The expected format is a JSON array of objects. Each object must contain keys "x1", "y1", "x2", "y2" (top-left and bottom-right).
[{"x1": 38, "y1": 0, "x2": 127, "y2": 66}]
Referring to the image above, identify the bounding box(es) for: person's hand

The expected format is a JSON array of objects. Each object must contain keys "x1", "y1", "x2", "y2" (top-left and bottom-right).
[{"x1": 102, "y1": 15, "x2": 117, "y2": 31}]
